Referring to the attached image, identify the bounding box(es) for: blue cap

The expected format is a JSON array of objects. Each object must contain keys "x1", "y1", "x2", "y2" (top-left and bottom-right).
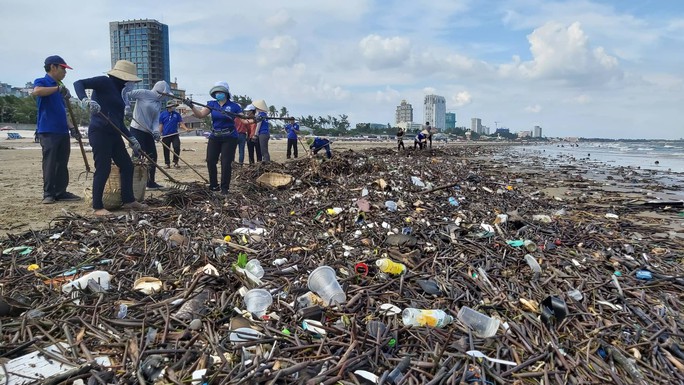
[{"x1": 44, "y1": 55, "x2": 72, "y2": 69}]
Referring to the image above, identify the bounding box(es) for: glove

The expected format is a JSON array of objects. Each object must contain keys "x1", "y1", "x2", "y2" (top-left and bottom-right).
[
  {"x1": 254, "y1": 115, "x2": 265, "y2": 122},
  {"x1": 81, "y1": 98, "x2": 101, "y2": 114},
  {"x1": 128, "y1": 136, "x2": 141, "y2": 153},
  {"x1": 182, "y1": 98, "x2": 193, "y2": 107},
  {"x1": 124, "y1": 105, "x2": 132, "y2": 117},
  {"x1": 58, "y1": 84, "x2": 71, "y2": 99},
  {"x1": 153, "y1": 131, "x2": 161, "y2": 142},
  {"x1": 69, "y1": 127, "x2": 82, "y2": 140}
]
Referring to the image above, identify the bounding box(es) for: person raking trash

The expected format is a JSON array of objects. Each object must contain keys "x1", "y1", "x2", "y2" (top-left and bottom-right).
[{"x1": 307, "y1": 137, "x2": 332, "y2": 159}]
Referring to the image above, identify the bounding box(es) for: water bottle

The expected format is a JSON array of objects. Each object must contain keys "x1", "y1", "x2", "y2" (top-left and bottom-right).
[
  {"x1": 636, "y1": 270, "x2": 652, "y2": 280},
  {"x1": 448, "y1": 197, "x2": 459, "y2": 206},
  {"x1": 385, "y1": 200, "x2": 397, "y2": 212},
  {"x1": 375, "y1": 258, "x2": 406, "y2": 275},
  {"x1": 401, "y1": 308, "x2": 453, "y2": 328},
  {"x1": 117, "y1": 304, "x2": 128, "y2": 319}
]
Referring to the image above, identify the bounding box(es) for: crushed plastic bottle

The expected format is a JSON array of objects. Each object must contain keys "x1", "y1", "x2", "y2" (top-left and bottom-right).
[
  {"x1": 410, "y1": 176, "x2": 425, "y2": 187},
  {"x1": 376, "y1": 258, "x2": 406, "y2": 275},
  {"x1": 117, "y1": 304, "x2": 128, "y2": 319},
  {"x1": 636, "y1": 270, "x2": 652, "y2": 280},
  {"x1": 385, "y1": 200, "x2": 398, "y2": 212},
  {"x1": 448, "y1": 197, "x2": 459, "y2": 206},
  {"x1": 401, "y1": 308, "x2": 453, "y2": 328}
]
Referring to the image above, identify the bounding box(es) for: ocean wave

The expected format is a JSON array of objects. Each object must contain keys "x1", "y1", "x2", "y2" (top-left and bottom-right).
[{"x1": 636, "y1": 147, "x2": 654, "y2": 151}]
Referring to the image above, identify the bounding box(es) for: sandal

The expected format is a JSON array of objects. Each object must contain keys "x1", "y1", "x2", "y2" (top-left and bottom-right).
[{"x1": 93, "y1": 209, "x2": 112, "y2": 217}]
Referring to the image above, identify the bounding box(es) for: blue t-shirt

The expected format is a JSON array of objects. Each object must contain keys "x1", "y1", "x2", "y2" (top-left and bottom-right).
[
  {"x1": 285, "y1": 122, "x2": 299, "y2": 140},
  {"x1": 207, "y1": 100, "x2": 241, "y2": 138},
  {"x1": 159, "y1": 110, "x2": 183, "y2": 136},
  {"x1": 311, "y1": 137, "x2": 329, "y2": 149},
  {"x1": 34, "y1": 75, "x2": 69, "y2": 135},
  {"x1": 256, "y1": 111, "x2": 270, "y2": 135}
]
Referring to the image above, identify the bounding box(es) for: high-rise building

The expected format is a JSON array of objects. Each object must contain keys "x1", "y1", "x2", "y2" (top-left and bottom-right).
[
  {"x1": 534, "y1": 125, "x2": 543, "y2": 138},
  {"x1": 395, "y1": 100, "x2": 413, "y2": 124},
  {"x1": 423, "y1": 95, "x2": 446, "y2": 130},
  {"x1": 471, "y1": 118, "x2": 482, "y2": 134},
  {"x1": 110, "y1": 19, "x2": 170, "y2": 90},
  {"x1": 445, "y1": 112, "x2": 456, "y2": 129}
]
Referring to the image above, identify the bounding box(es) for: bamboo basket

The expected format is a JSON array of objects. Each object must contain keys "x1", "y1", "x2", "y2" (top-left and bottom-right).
[
  {"x1": 256, "y1": 172, "x2": 293, "y2": 189},
  {"x1": 84, "y1": 164, "x2": 148, "y2": 210}
]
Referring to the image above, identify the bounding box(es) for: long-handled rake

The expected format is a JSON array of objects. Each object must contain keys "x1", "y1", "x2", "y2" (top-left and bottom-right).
[
  {"x1": 64, "y1": 98, "x2": 92, "y2": 180},
  {"x1": 130, "y1": 117, "x2": 209, "y2": 184},
  {"x1": 158, "y1": 92, "x2": 296, "y2": 121},
  {"x1": 97, "y1": 112, "x2": 187, "y2": 189}
]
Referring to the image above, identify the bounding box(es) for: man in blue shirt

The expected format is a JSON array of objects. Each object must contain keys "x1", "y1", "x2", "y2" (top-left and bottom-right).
[
  {"x1": 158, "y1": 100, "x2": 189, "y2": 168},
  {"x1": 32, "y1": 55, "x2": 82, "y2": 204},
  {"x1": 307, "y1": 137, "x2": 332, "y2": 159},
  {"x1": 285, "y1": 118, "x2": 300, "y2": 159}
]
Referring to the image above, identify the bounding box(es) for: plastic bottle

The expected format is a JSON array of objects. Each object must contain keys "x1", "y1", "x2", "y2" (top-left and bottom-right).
[
  {"x1": 401, "y1": 308, "x2": 453, "y2": 328},
  {"x1": 457, "y1": 306, "x2": 500, "y2": 338},
  {"x1": 448, "y1": 197, "x2": 459, "y2": 206},
  {"x1": 375, "y1": 258, "x2": 406, "y2": 275},
  {"x1": 117, "y1": 304, "x2": 128, "y2": 319},
  {"x1": 636, "y1": 270, "x2": 652, "y2": 280},
  {"x1": 523, "y1": 240, "x2": 538, "y2": 252},
  {"x1": 385, "y1": 200, "x2": 398, "y2": 212}
]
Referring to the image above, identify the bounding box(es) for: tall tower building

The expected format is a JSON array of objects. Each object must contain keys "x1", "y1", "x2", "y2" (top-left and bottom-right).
[
  {"x1": 445, "y1": 112, "x2": 456, "y2": 129},
  {"x1": 423, "y1": 95, "x2": 446, "y2": 130},
  {"x1": 471, "y1": 118, "x2": 482, "y2": 133},
  {"x1": 534, "y1": 125, "x2": 543, "y2": 138},
  {"x1": 395, "y1": 100, "x2": 413, "y2": 124},
  {"x1": 110, "y1": 19, "x2": 170, "y2": 90}
]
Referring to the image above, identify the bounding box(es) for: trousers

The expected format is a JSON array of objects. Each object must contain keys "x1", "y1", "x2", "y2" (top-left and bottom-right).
[
  {"x1": 39, "y1": 133, "x2": 71, "y2": 199},
  {"x1": 89, "y1": 129, "x2": 134, "y2": 209}
]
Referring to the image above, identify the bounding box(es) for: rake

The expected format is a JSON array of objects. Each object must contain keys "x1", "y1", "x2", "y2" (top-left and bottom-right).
[
  {"x1": 64, "y1": 98, "x2": 92, "y2": 180},
  {"x1": 130, "y1": 117, "x2": 209, "y2": 184},
  {"x1": 97, "y1": 112, "x2": 189, "y2": 189}
]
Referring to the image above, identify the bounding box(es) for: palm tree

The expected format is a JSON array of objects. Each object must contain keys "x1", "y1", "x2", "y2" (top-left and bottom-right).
[
  {"x1": 279, "y1": 107, "x2": 288, "y2": 118},
  {"x1": 268, "y1": 105, "x2": 277, "y2": 118}
]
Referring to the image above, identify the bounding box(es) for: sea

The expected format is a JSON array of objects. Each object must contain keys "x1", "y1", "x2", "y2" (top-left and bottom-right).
[{"x1": 508, "y1": 140, "x2": 684, "y2": 201}]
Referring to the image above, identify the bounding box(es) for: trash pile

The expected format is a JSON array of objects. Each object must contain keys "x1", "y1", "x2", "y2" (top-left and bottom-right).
[{"x1": 1, "y1": 145, "x2": 683, "y2": 384}]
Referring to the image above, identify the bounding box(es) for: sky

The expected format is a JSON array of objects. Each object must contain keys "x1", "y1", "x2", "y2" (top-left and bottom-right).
[{"x1": 1, "y1": 0, "x2": 683, "y2": 139}]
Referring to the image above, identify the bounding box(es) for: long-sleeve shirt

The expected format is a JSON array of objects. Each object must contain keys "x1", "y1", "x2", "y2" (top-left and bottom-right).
[
  {"x1": 73, "y1": 75, "x2": 132, "y2": 137},
  {"x1": 129, "y1": 81, "x2": 169, "y2": 134},
  {"x1": 235, "y1": 118, "x2": 255, "y2": 135},
  {"x1": 285, "y1": 122, "x2": 299, "y2": 139}
]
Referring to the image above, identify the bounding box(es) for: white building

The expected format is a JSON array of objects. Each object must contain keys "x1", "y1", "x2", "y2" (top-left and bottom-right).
[
  {"x1": 534, "y1": 125, "x2": 543, "y2": 137},
  {"x1": 395, "y1": 100, "x2": 413, "y2": 124},
  {"x1": 471, "y1": 118, "x2": 482, "y2": 134},
  {"x1": 424, "y1": 95, "x2": 446, "y2": 130}
]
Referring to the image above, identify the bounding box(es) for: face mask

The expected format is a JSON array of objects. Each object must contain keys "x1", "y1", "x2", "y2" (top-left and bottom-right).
[{"x1": 215, "y1": 92, "x2": 226, "y2": 101}]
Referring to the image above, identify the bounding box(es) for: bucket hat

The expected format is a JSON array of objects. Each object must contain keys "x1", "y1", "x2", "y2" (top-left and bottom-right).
[
  {"x1": 209, "y1": 81, "x2": 230, "y2": 98},
  {"x1": 253, "y1": 99, "x2": 268, "y2": 112},
  {"x1": 244, "y1": 104, "x2": 256, "y2": 111},
  {"x1": 166, "y1": 100, "x2": 178, "y2": 108},
  {"x1": 107, "y1": 60, "x2": 141, "y2": 82}
]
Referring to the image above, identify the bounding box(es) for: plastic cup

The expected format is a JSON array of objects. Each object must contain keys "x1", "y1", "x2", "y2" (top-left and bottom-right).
[
  {"x1": 307, "y1": 266, "x2": 346, "y2": 306},
  {"x1": 244, "y1": 259, "x2": 265, "y2": 278},
  {"x1": 457, "y1": 306, "x2": 500, "y2": 338},
  {"x1": 243, "y1": 289, "x2": 272, "y2": 317}
]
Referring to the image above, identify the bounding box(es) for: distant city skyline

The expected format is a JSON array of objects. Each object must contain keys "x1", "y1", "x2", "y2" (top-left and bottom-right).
[{"x1": 1, "y1": 1, "x2": 683, "y2": 139}]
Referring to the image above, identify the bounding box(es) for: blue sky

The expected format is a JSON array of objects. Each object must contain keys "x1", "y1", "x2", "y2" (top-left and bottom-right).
[{"x1": 2, "y1": 0, "x2": 683, "y2": 139}]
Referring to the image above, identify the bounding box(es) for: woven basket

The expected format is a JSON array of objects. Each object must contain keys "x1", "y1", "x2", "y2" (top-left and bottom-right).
[
  {"x1": 84, "y1": 164, "x2": 148, "y2": 210},
  {"x1": 256, "y1": 172, "x2": 293, "y2": 189}
]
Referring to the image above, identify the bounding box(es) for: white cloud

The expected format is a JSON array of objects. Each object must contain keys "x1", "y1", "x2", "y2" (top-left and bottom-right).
[
  {"x1": 257, "y1": 36, "x2": 300, "y2": 67},
  {"x1": 524, "y1": 104, "x2": 542, "y2": 113},
  {"x1": 266, "y1": 10, "x2": 296, "y2": 30},
  {"x1": 515, "y1": 22, "x2": 621, "y2": 84},
  {"x1": 451, "y1": 91, "x2": 472, "y2": 107},
  {"x1": 359, "y1": 34, "x2": 411, "y2": 70}
]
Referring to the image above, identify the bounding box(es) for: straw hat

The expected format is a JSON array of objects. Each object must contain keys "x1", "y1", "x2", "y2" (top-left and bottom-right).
[
  {"x1": 253, "y1": 99, "x2": 268, "y2": 112},
  {"x1": 107, "y1": 60, "x2": 142, "y2": 82},
  {"x1": 209, "y1": 81, "x2": 230, "y2": 98}
]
